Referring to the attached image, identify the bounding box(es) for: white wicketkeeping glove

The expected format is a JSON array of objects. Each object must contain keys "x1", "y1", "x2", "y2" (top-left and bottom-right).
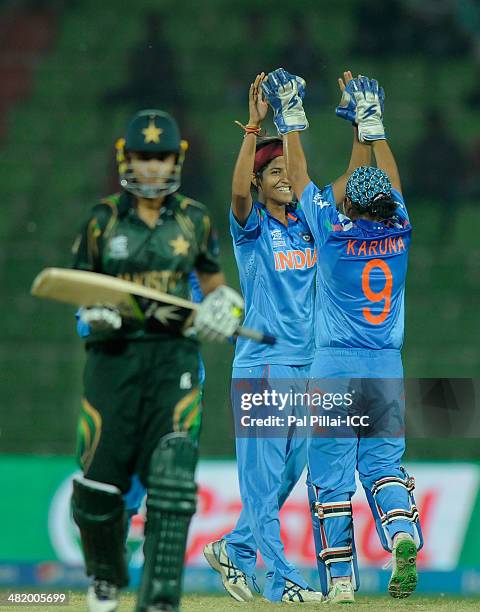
[
  {"x1": 351, "y1": 76, "x2": 386, "y2": 142},
  {"x1": 261, "y1": 68, "x2": 309, "y2": 135},
  {"x1": 194, "y1": 286, "x2": 244, "y2": 342},
  {"x1": 79, "y1": 306, "x2": 122, "y2": 332}
]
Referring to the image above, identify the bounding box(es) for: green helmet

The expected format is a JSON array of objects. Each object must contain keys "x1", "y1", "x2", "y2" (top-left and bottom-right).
[{"x1": 116, "y1": 109, "x2": 188, "y2": 199}]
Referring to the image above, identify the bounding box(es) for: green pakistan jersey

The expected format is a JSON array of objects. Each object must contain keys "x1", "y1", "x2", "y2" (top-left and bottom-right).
[{"x1": 72, "y1": 190, "x2": 220, "y2": 341}]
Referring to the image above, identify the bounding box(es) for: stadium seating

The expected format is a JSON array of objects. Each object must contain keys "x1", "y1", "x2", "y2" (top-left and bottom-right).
[{"x1": 0, "y1": 0, "x2": 478, "y2": 457}]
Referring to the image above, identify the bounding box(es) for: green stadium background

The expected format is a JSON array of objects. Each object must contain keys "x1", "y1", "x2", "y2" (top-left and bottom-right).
[{"x1": 0, "y1": 0, "x2": 479, "y2": 596}]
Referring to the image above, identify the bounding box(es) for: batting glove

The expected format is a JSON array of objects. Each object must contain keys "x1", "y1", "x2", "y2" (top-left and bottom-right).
[
  {"x1": 261, "y1": 68, "x2": 309, "y2": 135},
  {"x1": 352, "y1": 76, "x2": 386, "y2": 142},
  {"x1": 79, "y1": 306, "x2": 122, "y2": 332},
  {"x1": 194, "y1": 286, "x2": 244, "y2": 342}
]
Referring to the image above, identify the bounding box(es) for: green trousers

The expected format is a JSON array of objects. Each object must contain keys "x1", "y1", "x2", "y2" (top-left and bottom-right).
[{"x1": 76, "y1": 337, "x2": 201, "y2": 492}]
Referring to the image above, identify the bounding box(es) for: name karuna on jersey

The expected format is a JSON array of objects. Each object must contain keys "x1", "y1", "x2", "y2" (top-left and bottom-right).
[{"x1": 345, "y1": 236, "x2": 406, "y2": 257}]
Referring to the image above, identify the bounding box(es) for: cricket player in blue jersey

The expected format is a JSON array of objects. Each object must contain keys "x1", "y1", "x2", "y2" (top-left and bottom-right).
[
  {"x1": 262, "y1": 69, "x2": 423, "y2": 604},
  {"x1": 76, "y1": 270, "x2": 206, "y2": 519},
  {"x1": 204, "y1": 73, "x2": 371, "y2": 604}
]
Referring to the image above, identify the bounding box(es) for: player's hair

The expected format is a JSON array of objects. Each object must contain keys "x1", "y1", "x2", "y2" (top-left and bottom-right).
[{"x1": 351, "y1": 194, "x2": 398, "y2": 220}]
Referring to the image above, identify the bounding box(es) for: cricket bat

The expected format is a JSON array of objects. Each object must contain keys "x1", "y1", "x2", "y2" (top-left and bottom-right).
[{"x1": 31, "y1": 267, "x2": 275, "y2": 345}]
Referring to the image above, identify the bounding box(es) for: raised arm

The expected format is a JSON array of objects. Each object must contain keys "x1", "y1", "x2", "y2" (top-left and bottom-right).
[
  {"x1": 331, "y1": 72, "x2": 372, "y2": 203},
  {"x1": 283, "y1": 131, "x2": 311, "y2": 200},
  {"x1": 372, "y1": 139, "x2": 402, "y2": 194},
  {"x1": 332, "y1": 127, "x2": 371, "y2": 204},
  {"x1": 231, "y1": 73, "x2": 268, "y2": 224},
  {"x1": 261, "y1": 69, "x2": 311, "y2": 200}
]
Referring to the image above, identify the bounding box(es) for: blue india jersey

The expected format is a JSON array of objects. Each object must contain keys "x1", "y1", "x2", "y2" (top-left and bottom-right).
[
  {"x1": 230, "y1": 202, "x2": 316, "y2": 367},
  {"x1": 300, "y1": 182, "x2": 411, "y2": 350}
]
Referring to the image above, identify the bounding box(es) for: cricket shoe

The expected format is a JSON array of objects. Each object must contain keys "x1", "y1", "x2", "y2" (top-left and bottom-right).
[
  {"x1": 388, "y1": 533, "x2": 418, "y2": 598},
  {"x1": 86, "y1": 579, "x2": 118, "y2": 612},
  {"x1": 322, "y1": 580, "x2": 354, "y2": 604},
  {"x1": 203, "y1": 539, "x2": 253, "y2": 602},
  {"x1": 282, "y1": 580, "x2": 325, "y2": 603}
]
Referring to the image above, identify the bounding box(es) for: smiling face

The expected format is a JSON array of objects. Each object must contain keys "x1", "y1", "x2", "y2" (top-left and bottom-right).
[{"x1": 256, "y1": 156, "x2": 292, "y2": 205}]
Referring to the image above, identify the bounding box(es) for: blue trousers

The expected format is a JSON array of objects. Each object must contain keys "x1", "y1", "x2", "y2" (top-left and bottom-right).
[
  {"x1": 308, "y1": 348, "x2": 414, "y2": 578},
  {"x1": 225, "y1": 364, "x2": 312, "y2": 601}
]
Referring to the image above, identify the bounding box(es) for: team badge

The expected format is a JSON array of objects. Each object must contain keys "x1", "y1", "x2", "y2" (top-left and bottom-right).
[
  {"x1": 302, "y1": 233, "x2": 312, "y2": 242},
  {"x1": 142, "y1": 119, "x2": 163, "y2": 144},
  {"x1": 179, "y1": 372, "x2": 192, "y2": 390},
  {"x1": 169, "y1": 234, "x2": 190, "y2": 256},
  {"x1": 108, "y1": 235, "x2": 129, "y2": 259}
]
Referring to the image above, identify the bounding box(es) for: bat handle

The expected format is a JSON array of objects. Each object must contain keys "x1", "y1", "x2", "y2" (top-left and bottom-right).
[{"x1": 236, "y1": 326, "x2": 276, "y2": 345}]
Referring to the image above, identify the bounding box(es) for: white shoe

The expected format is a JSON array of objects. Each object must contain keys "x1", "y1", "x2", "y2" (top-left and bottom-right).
[
  {"x1": 282, "y1": 580, "x2": 325, "y2": 603},
  {"x1": 322, "y1": 580, "x2": 355, "y2": 604},
  {"x1": 204, "y1": 539, "x2": 253, "y2": 602},
  {"x1": 86, "y1": 579, "x2": 118, "y2": 612}
]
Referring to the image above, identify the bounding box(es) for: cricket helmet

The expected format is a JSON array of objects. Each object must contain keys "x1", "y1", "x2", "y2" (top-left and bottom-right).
[{"x1": 116, "y1": 109, "x2": 188, "y2": 198}]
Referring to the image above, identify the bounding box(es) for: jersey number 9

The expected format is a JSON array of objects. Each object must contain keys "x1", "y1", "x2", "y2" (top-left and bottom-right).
[{"x1": 361, "y1": 259, "x2": 392, "y2": 325}]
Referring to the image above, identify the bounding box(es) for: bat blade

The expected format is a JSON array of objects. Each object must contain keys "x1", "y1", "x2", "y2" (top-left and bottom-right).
[
  {"x1": 31, "y1": 267, "x2": 196, "y2": 318},
  {"x1": 31, "y1": 268, "x2": 275, "y2": 345}
]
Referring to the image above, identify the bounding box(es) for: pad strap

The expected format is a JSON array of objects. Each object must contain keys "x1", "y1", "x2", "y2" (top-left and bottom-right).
[
  {"x1": 319, "y1": 546, "x2": 353, "y2": 565},
  {"x1": 313, "y1": 500, "x2": 352, "y2": 520},
  {"x1": 380, "y1": 506, "x2": 419, "y2": 526},
  {"x1": 371, "y1": 474, "x2": 415, "y2": 495},
  {"x1": 371, "y1": 473, "x2": 418, "y2": 527}
]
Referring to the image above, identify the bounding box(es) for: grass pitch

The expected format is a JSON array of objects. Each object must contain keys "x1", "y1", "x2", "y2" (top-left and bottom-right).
[{"x1": 2, "y1": 593, "x2": 480, "y2": 611}]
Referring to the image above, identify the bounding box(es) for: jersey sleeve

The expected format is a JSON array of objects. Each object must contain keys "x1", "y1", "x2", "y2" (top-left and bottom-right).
[
  {"x1": 71, "y1": 215, "x2": 102, "y2": 271},
  {"x1": 299, "y1": 181, "x2": 339, "y2": 247},
  {"x1": 392, "y1": 188, "x2": 410, "y2": 226},
  {"x1": 193, "y1": 208, "x2": 221, "y2": 275},
  {"x1": 229, "y1": 203, "x2": 262, "y2": 245},
  {"x1": 71, "y1": 202, "x2": 116, "y2": 271}
]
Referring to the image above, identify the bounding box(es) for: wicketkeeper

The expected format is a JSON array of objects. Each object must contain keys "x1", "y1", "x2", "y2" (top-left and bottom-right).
[{"x1": 262, "y1": 68, "x2": 423, "y2": 603}]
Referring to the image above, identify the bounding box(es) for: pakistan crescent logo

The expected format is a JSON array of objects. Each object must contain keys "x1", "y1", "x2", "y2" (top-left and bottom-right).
[{"x1": 142, "y1": 120, "x2": 163, "y2": 144}]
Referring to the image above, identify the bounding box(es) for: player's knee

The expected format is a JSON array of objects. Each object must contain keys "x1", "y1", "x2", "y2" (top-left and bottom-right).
[
  {"x1": 71, "y1": 475, "x2": 128, "y2": 587},
  {"x1": 72, "y1": 476, "x2": 125, "y2": 525},
  {"x1": 147, "y1": 432, "x2": 197, "y2": 516}
]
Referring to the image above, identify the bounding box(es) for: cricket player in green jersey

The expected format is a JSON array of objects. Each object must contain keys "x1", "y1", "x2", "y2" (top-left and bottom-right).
[{"x1": 70, "y1": 109, "x2": 244, "y2": 612}]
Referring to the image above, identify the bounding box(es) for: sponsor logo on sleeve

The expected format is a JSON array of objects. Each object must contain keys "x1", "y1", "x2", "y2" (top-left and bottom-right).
[
  {"x1": 108, "y1": 235, "x2": 129, "y2": 259},
  {"x1": 313, "y1": 192, "x2": 330, "y2": 208}
]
